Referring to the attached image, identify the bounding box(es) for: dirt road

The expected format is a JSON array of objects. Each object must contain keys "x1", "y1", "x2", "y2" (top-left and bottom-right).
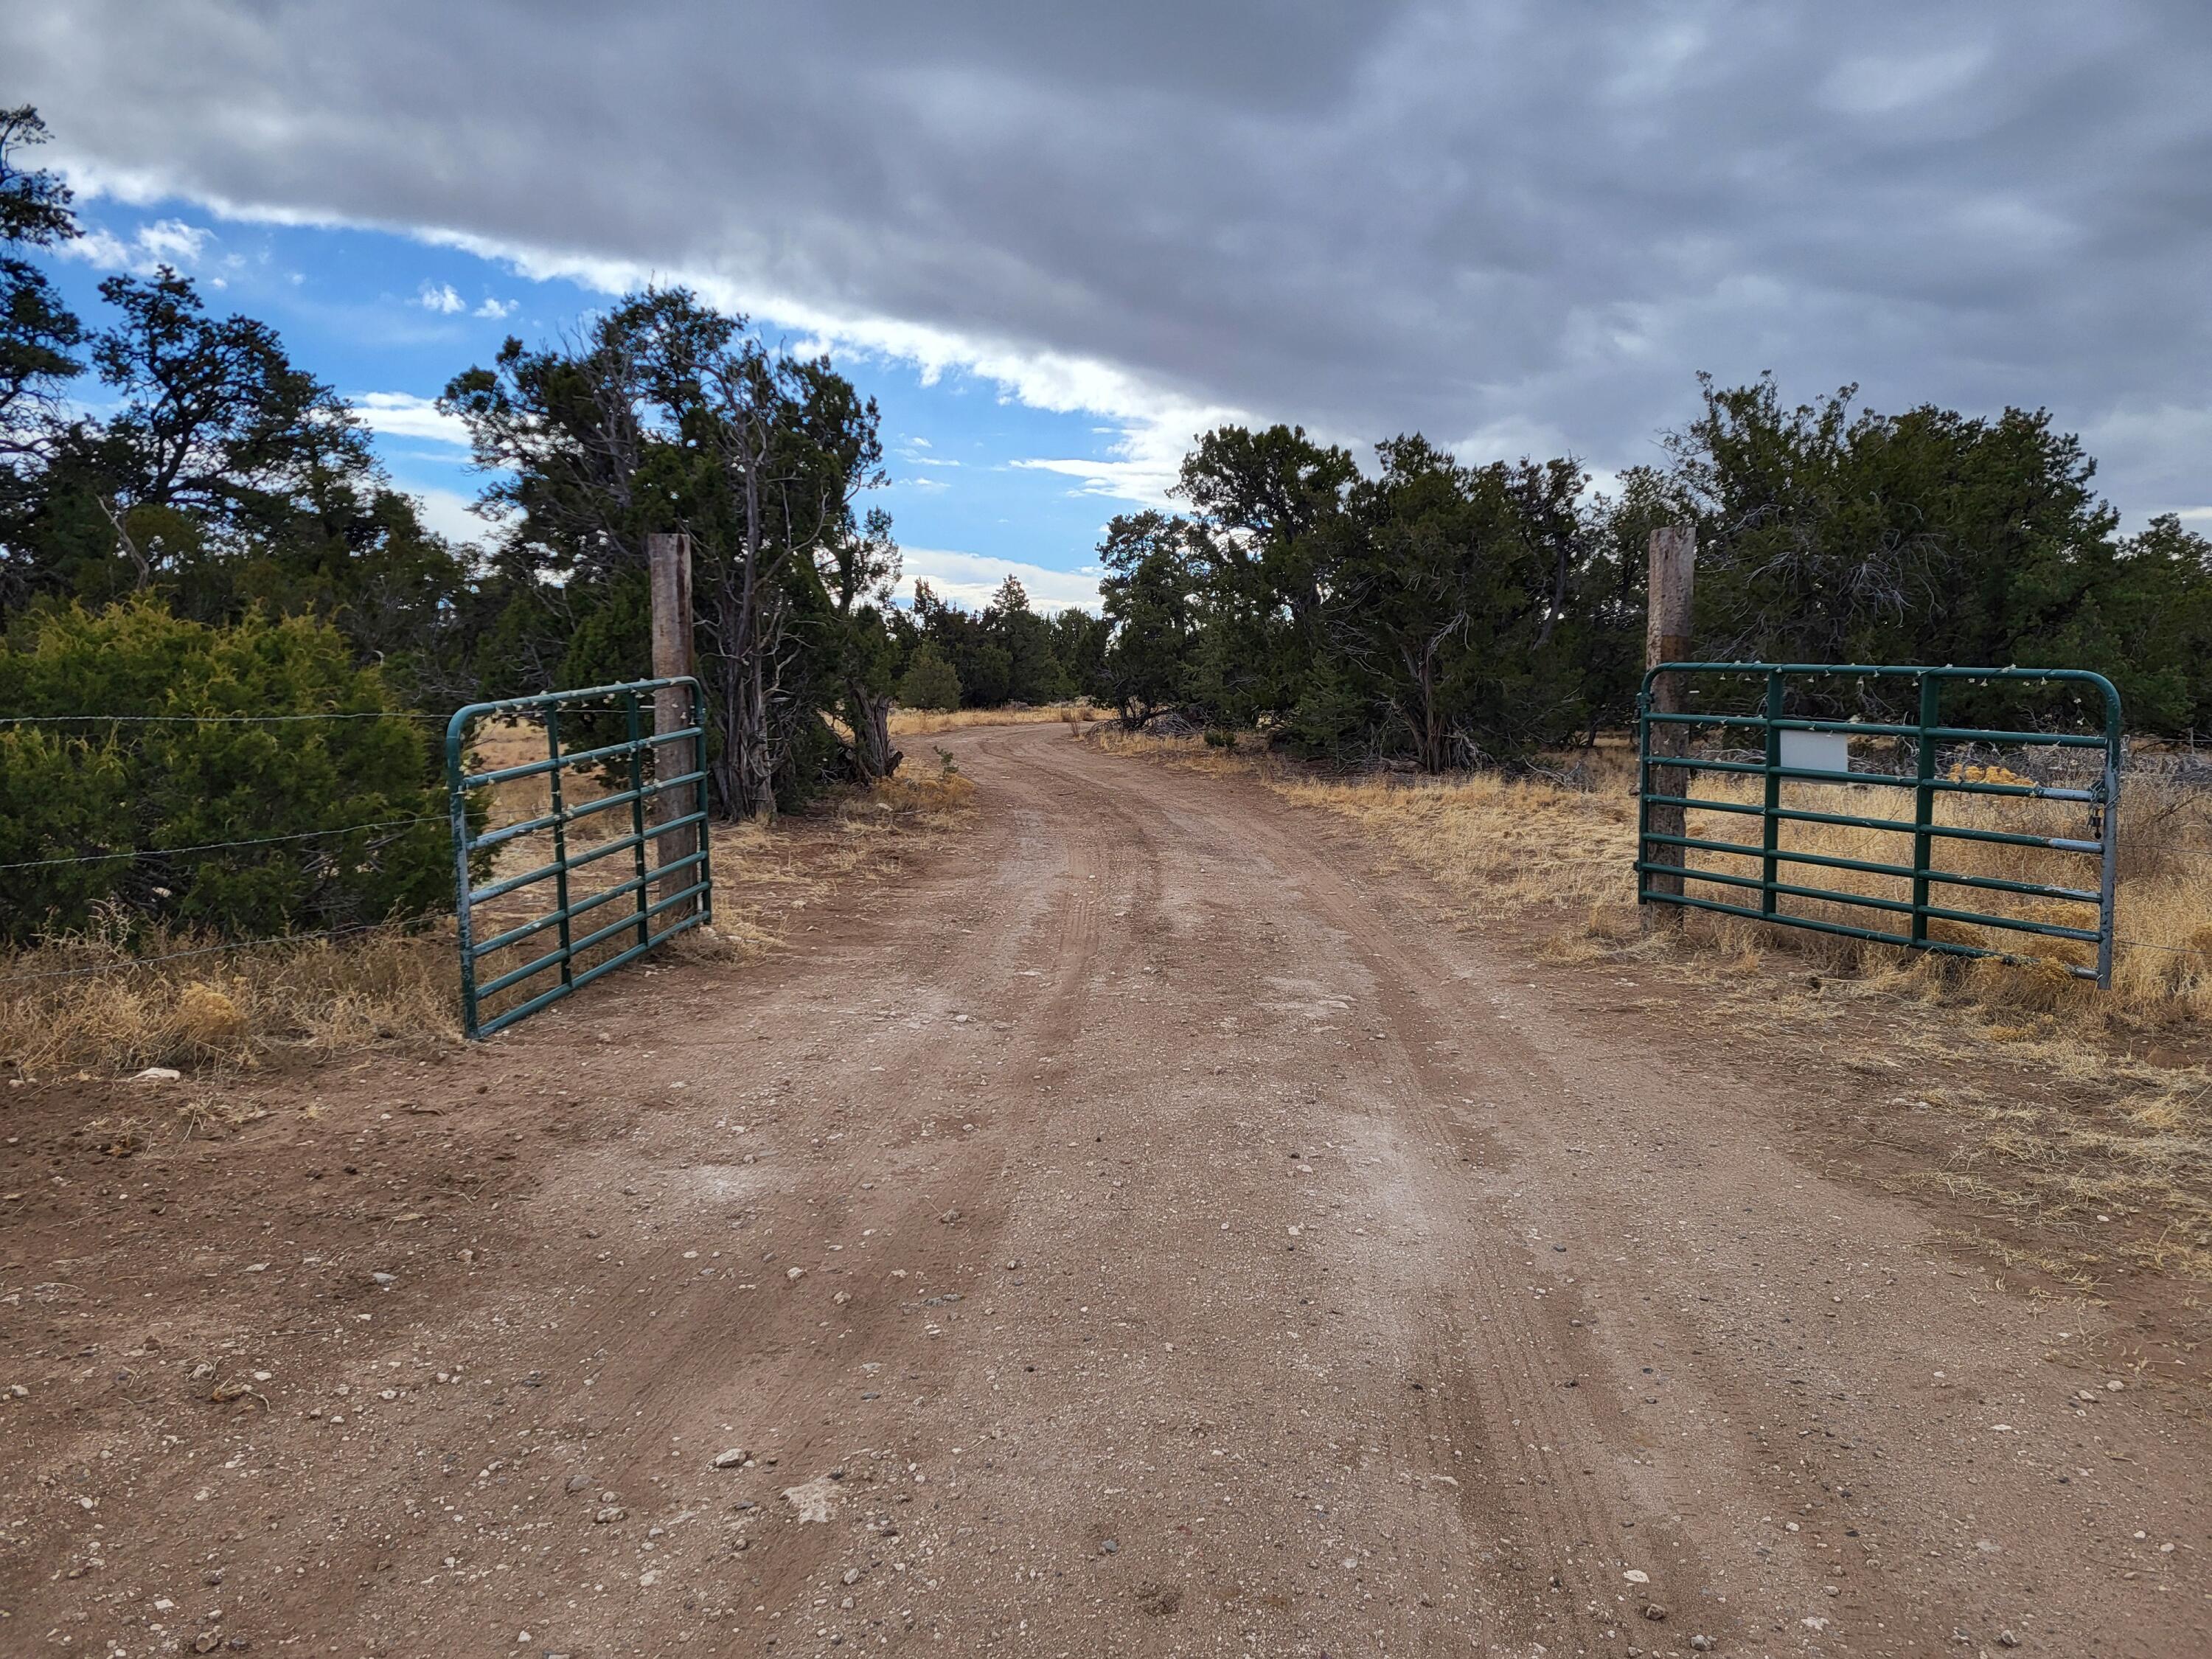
[{"x1": 5, "y1": 723, "x2": 2207, "y2": 1658}]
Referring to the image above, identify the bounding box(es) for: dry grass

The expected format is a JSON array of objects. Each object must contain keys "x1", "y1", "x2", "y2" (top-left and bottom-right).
[
  {"x1": 1646, "y1": 762, "x2": 2212, "y2": 1017},
  {"x1": 2, "y1": 762, "x2": 981, "y2": 1082},
  {"x1": 888, "y1": 701, "x2": 1101, "y2": 737},
  {"x1": 1888, "y1": 1058, "x2": 2212, "y2": 1284},
  {"x1": 854, "y1": 765, "x2": 981, "y2": 822},
  {"x1": 687, "y1": 768, "x2": 978, "y2": 921},
  {"x1": 460, "y1": 754, "x2": 979, "y2": 1032},
  {"x1": 1093, "y1": 728, "x2": 1638, "y2": 913},
  {"x1": 1104, "y1": 728, "x2": 2212, "y2": 1023},
  {"x1": 0, "y1": 911, "x2": 458, "y2": 1079},
  {"x1": 467, "y1": 714, "x2": 634, "y2": 837},
  {"x1": 1093, "y1": 726, "x2": 2212, "y2": 1285},
  {"x1": 1279, "y1": 768, "x2": 1641, "y2": 918},
  {"x1": 1089, "y1": 726, "x2": 1264, "y2": 777}
]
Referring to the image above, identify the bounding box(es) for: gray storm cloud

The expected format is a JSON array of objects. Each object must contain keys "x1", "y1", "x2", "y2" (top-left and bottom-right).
[{"x1": 14, "y1": 0, "x2": 2212, "y2": 516}]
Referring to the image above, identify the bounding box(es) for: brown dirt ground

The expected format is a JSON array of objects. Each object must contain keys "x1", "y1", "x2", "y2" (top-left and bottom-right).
[{"x1": 3, "y1": 723, "x2": 2208, "y2": 1658}]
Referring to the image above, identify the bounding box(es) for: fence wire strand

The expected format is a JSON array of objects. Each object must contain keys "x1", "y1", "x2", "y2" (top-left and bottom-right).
[
  {"x1": 4, "y1": 703, "x2": 2208, "y2": 986},
  {"x1": 0, "y1": 712, "x2": 443, "y2": 726},
  {"x1": 0, "y1": 815, "x2": 449, "y2": 873}
]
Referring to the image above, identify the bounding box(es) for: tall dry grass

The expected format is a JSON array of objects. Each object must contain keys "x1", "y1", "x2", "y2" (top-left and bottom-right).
[
  {"x1": 1655, "y1": 764, "x2": 2212, "y2": 1014},
  {"x1": 0, "y1": 910, "x2": 458, "y2": 1079},
  {"x1": 2, "y1": 753, "x2": 981, "y2": 1080},
  {"x1": 0, "y1": 712, "x2": 552, "y2": 1079},
  {"x1": 888, "y1": 701, "x2": 1100, "y2": 737},
  {"x1": 1089, "y1": 726, "x2": 1262, "y2": 778},
  {"x1": 456, "y1": 732, "x2": 983, "y2": 1030},
  {"x1": 1105, "y1": 728, "x2": 2212, "y2": 1023}
]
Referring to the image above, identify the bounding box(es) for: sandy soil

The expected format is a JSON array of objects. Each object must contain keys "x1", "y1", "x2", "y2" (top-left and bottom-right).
[{"x1": 3, "y1": 723, "x2": 2207, "y2": 1658}]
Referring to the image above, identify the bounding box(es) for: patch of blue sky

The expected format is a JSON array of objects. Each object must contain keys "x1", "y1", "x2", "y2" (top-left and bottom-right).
[{"x1": 36, "y1": 196, "x2": 1128, "y2": 609}]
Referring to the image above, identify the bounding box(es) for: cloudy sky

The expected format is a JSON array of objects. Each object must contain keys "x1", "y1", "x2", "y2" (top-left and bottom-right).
[{"x1": 15, "y1": 1, "x2": 2212, "y2": 608}]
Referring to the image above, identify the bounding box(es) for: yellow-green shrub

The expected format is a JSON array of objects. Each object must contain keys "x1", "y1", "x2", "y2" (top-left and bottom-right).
[{"x1": 0, "y1": 599, "x2": 452, "y2": 943}]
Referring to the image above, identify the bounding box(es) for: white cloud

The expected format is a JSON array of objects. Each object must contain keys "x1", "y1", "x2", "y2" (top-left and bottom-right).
[
  {"x1": 405, "y1": 226, "x2": 1241, "y2": 516},
  {"x1": 45, "y1": 180, "x2": 1231, "y2": 518},
  {"x1": 1009, "y1": 401, "x2": 1225, "y2": 508},
  {"x1": 58, "y1": 217, "x2": 212, "y2": 274},
  {"x1": 354, "y1": 391, "x2": 471, "y2": 447},
  {"x1": 898, "y1": 548, "x2": 1101, "y2": 614},
  {"x1": 58, "y1": 226, "x2": 132, "y2": 268},
  {"x1": 137, "y1": 218, "x2": 210, "y2": 264},
  {"x1": 473, "y1": 296, "x2": 516, "y2": 319},
  {"x1": 897, "y1": 439, "x2": 957, "y2": 470},
  {"x1": 1012, "y1": 454, "x2": 1175, "y2": 506},
  {"x1": 407, "y1": 485, "x2": 490, "y2": 546}
]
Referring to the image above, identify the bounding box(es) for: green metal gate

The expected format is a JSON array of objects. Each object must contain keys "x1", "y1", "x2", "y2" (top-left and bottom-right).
[
  {"x1": 445, "y1": 677, "x2": 712, "y2": 1037},
  {"x1": 1636, "y1": 664, "x2": 2121, "y2": 987}
]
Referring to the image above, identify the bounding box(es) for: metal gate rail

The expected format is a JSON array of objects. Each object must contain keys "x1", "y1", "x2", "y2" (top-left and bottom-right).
[
  {"x1": 1635, "y1": 663, "x2": 2121, "y2": 986},
  {"x1": 445, "y1": 677, "x2": 712, "y2": 1037}
]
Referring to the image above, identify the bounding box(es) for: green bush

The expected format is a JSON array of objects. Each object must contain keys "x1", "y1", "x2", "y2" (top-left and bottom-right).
[
  {"x1": 897, "y1": 645, "x2": 963, "y2": 712},
  {"x1": 0, "y1": 600, "x2": 454, "y2": 944}
]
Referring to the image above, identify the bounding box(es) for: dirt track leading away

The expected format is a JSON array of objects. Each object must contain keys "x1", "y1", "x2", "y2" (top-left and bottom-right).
[{"x1": 4, "y1": 723, "x2": 2208, "y2": 1658}]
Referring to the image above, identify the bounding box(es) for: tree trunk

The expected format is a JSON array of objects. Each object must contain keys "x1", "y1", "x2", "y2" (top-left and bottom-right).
[
  {"x1": 703, "y1": 580, "x2": 776, "y2": 824},
  {"x1": 845, "y1": 684, "x2": 901, "y2": 781},
  {"x1": 707, "y1": 434, "x2": 781, "y2": 824},
  {"x1": 1413, "y1": 647, "x2": 1446, "y2": 773},
  {"x1": 728, "y1": 632, "x2": 777, "y2": 822}
]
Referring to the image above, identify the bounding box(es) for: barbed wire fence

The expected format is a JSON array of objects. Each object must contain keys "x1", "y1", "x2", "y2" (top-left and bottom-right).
[
  {"x1": 2, "y1": 707, "x2": 2209, "y2": 987},
  {"x1": 1, "y1": 709, "x2": 496, "y2": 988}
]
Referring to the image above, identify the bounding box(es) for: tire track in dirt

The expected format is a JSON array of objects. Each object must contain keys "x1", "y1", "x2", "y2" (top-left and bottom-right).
[
  {"x1": 514, "y1": 729, "x2": 1177, "y2": 1630},
  {"x1": 164, "y1": 751, "x2": 1113, "y2": 1651},
  {"x1": 1126, "y1": 751, "x2": 1714, "y2": 1647},
  {"x1": 1088, "y1": 732, "x2": 2208, "y2": 1657},
  {"x1": 911, "y1": 734, "x2": 1612, "y2": 1649}
]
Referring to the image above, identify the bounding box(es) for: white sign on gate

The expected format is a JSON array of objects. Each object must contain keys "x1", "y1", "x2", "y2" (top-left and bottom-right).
[{"x1": 1779, "y1": 728, "x2": 1852, "y2": 777}]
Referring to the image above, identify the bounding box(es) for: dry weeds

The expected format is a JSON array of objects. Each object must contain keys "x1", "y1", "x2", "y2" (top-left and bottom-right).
[
  {"x1": 1855, "y1": 1052, "x2": 2212, "y2": 1285},
  {"x1": 0, "y1": 911, "x2": 458, "y2": 1080},
  {"x1": 3, "y1": 766, "x2": 980, "y2": 1083},
  {"x1": 888, "y1": 702, "x2": 1100, "y2": 737},
  {"x1": 1098, "y1": 728, "x2": 2212, "y2": 1022}
]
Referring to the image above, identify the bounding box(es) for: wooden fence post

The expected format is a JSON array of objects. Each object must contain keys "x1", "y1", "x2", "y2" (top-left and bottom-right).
[
  {"x1": 648, "y1": 532, "x2": 701, "y2": 916},
  {"x1": 1643, "y1": 524, "x2": 1696, "y2": 913}
]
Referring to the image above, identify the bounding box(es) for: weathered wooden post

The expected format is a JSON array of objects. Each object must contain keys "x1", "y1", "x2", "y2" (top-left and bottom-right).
[
  {"x1": 1642, "y1": 525, "x2": 1696, "y2": 914},
  {"x1": 648, "y1": 531, "x2": 701, "y2": 916}
]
